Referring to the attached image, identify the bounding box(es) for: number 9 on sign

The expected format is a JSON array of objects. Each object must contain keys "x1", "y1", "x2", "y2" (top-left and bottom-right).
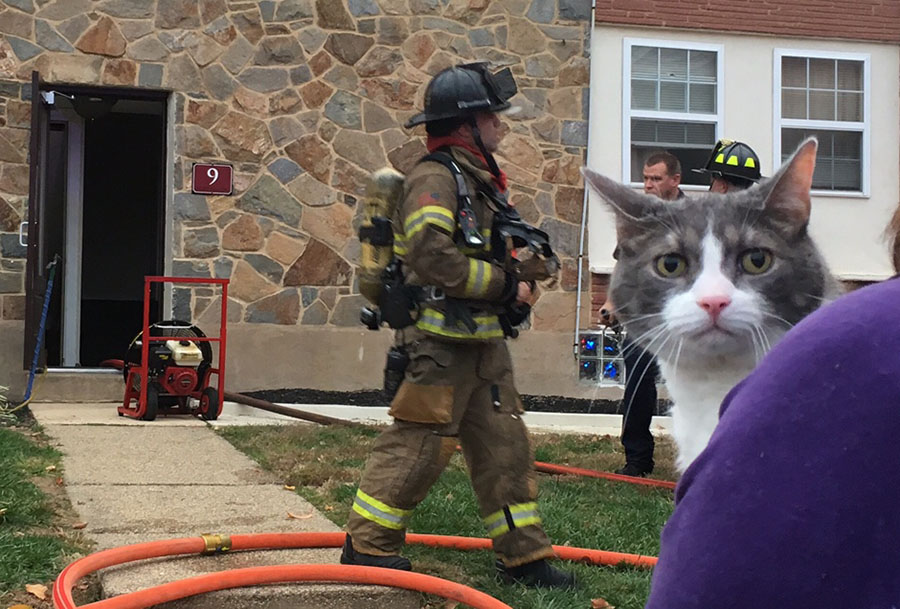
[{"x1": 192, "y1": 163, "x2": 233, "y2": 195}]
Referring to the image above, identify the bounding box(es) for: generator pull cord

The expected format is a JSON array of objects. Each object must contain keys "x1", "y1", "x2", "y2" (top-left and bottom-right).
[{"x1": 4, "y1": 255, "x2": 60, "y2": 415}]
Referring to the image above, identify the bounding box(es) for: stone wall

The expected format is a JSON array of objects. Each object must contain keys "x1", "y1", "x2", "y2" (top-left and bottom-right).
[{"x1": 0, "y1": 0, "x2": 593, "y2": 389}]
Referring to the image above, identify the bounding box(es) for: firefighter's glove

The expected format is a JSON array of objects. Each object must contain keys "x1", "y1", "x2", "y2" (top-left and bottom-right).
[{"x1": 514, "y1": 254, "x2": 560, "y2": 282}]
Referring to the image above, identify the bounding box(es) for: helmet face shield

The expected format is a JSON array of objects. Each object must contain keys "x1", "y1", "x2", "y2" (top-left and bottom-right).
[
  {"x1": 484, "y1": 67, "x2": 517, "y2": 103},
  {"x1": 463, "y1": 62, "x2": 517, "y2": 104}
]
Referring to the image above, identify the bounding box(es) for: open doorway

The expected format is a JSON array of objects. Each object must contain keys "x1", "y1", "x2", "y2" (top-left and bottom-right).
[{"x1": 29, "y1": 84, "x2": 168, "y2": 368}]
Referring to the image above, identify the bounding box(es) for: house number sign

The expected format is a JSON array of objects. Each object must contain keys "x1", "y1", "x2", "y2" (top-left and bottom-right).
[{"x1": 192, "y1": 163, "x2": 233, "y2": 195}]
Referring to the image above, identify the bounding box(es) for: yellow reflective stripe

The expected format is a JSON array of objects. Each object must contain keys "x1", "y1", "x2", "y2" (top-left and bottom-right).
[
  {"x1": 405, "y1": 206, "x2": 455, "y2": 239},
  {"x1": 352, "y1": 503, "x2": 404, "y2": 530},
  {"x1": 486, "y1": 520, "x2": 509, "y2": 538},
  {"x1": 726, "y1": 154, "x2": 739, "y2": 166},
  {"x1": 715, "y1": 153, "x2": 725, "y2": 163},
  {"x1": 393, "y1": 234, "x2": 408, "y2": 256},
  {"x1": 417, "y1": 307, "x2": 504, "y2": 339},
  {"x1": 352, "y1": 489, "x2": 412, "y2": 531},
  {"x1": 483, "y1": 502, "x2": 541, "y2": 539},
  {"x1": 464, "y1": 259, "x2": 492, "y2": 299},
  {"x1": 744, "y1": 157, "x2": 756, "y2": 168}
]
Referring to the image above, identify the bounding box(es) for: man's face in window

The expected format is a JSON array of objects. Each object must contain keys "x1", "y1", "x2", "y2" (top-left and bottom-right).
[{"x1": 643, "y1": 162, "x2": 681, "y2": 200}]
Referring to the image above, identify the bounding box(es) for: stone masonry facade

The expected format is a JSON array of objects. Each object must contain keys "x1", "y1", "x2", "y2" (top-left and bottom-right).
[{"x1": 0, "y1": 0, "x2": 592, "y2": 332}]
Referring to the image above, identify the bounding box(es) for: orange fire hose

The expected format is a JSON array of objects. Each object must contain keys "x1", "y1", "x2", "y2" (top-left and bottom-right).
[
  {"x1": 54, "y1": 532, "x2": 657, "y2": 609},
  {"x1": 534, "y1": 461, "x2": 677, "y2": 490}
]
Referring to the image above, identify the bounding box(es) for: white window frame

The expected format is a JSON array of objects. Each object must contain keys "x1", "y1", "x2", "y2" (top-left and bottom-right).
[
  {"x1": 773, "y1": 48, "x2": 871, "y2": 198},
  {"x1": 622, "y1": 37, "x2": 725, "y2": 189}
]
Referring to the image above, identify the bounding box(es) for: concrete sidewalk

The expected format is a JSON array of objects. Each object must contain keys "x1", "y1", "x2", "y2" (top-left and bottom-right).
[{"x1": 31, "y1": 402, "x2": 419, "y2": 609}]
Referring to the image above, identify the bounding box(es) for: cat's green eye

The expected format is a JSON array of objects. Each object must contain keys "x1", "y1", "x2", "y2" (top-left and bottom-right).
[
  {"x1": 655, "y1": 254, "x2": 688, "y2": 278},
  {"x1": 740, "y1": 248, "x2": 773, "y2": 274}
]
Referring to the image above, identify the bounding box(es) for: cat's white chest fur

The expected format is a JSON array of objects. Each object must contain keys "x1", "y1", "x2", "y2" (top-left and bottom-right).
[{"x1": 658, "y1": 355, "x2": 757, "y2": 471}]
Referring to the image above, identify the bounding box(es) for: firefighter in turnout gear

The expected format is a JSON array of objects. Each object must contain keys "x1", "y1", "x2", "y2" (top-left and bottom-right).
[{"x1": 341, "y1": 63, "x2": 574, "y2": 588}]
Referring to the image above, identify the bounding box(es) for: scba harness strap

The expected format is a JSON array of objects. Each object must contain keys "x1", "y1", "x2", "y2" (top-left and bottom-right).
[{"x1": 363, "y1": 150, "x2": 558, "y2": 336}]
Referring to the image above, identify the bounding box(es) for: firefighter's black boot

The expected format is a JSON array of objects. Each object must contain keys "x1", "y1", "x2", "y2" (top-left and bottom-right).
[
  {"x1": 340, "y1": 535, "x2": 412, "y2": 571},
  {"x1": 495, "y1": 558, "x2": 576, "y2": 588}
]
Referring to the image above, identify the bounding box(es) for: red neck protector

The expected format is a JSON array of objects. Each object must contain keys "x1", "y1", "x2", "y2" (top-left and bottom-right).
[{"x1": 426, "y1": 135, "x2": 508, "y2": 192}]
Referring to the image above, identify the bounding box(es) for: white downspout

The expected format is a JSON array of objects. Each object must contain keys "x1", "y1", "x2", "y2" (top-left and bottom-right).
[{"x1": 573, "y1": 0, "x2": 598, "y2": 358}]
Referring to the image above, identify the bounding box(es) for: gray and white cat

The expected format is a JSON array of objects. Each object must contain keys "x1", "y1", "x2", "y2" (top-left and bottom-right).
[{"x1": 584, "y1": 138, "x2": 839, "y2": 471}]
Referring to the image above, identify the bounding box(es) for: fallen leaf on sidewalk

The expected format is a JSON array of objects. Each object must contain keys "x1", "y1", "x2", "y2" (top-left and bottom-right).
[
  {"x1": 8, "y1": 604, "x2": 33, "y2": 609},
  {"x1": 286, "y1": 512, "x2": 313, "y2": 520},
  {"x1": 25, "y1": 583, "x2": 48, "y2": 600},
  {"x1": 283, "y1": 485, "x2": 296, "y2": 491},
  {"x1": 55, "y1": 477, "x2": 64, "y2": 486},
  {"x1": 0, "y1": 507, "x2": 7, "y2": 517},
  {"x1": 45, "y1": 465, "x2": 56, "y2": 472},
  {"x1": 72, "y1": 522, "x2": 87, "y2": 530},
  {"x1": 324, "y1": 505, "x2": 334, "y2": 511},
  {"x1": 590, "y1": 599, "x2": 614, "y2": 609}
]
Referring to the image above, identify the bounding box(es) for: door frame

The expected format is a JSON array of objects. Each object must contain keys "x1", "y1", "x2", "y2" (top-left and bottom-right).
[{"x1": 24, "y1": 74, "x2": 171, "y2": 369}]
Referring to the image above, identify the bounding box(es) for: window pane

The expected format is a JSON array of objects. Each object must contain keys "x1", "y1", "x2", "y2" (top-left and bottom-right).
[
  {"x1": 832, "y1": 160, "x2": 860, "y2": 189},
  {"x1": 631, "y1": 46, "x2": 658, "y2": 78},
  {"x1": 833, "y1": 130, "x2": 861, "y2": 158},
  {"x1": 782, "y1": 128, "x2": 862, "y2": 191},
  {"x1": 689, "y1": 50, "x2": 717, "y2": 83},
  {"x1": 630, "y1": 119, "x2": 717, "y2": 184},
  {"x1": 837, "y1": 60, "x2": 863, "y2": 91},
  {"x1": 782, "y1": 56, "x2": 807, "y2": 87},
  {"x1": 685, "y1": 122, "x2": 716, "y2": 144},
  {"x1": 631, "y1": 79, "x2": 657, "y2": 110},
  {"x1": 809, "y1": 58, "x2": 836, "y2": 88},
  {"x1": 837, "y1": 91, "x2": 862, "y2": 122},
  {"x1": 660, "y1": 81, "x2": 686, "y2": 111},
  {"x1": 781, "y1": 129, "x2": 804, "y2": 154},
  {"x1": 809, "y1": 90, "x2": 835, "y2": 120},
  {"x1": 631, "y1": 119, "x2": 656, "y2": 142},
  {"x1": 660, "y1": 48, "x2": 688, "y2": 80},
  {"x1": 689, "y1": 83, "x2": 716, "y2": 113},
  {"x1": 782, "y1": 89, "x2": 807, "y2": 119},
  {"x1": 657, "y1": 121, "x2": 685, "y2": 143},
  {"x1": 812, "y1": 161, "x2": 834, "y2": 189}
]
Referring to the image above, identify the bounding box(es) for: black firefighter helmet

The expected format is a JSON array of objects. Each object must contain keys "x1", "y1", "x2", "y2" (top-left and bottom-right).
[
  {"x1": 693, "y1": 139, "x2": 762, "y2": 183},
  {"x1": 404, "y1": 62, "x2": 518, "y2": 128}
]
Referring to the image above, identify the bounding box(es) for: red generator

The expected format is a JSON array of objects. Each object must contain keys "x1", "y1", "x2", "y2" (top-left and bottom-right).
[{"x1": 119, "y1": 276, "x2": 228, "y2": 421}]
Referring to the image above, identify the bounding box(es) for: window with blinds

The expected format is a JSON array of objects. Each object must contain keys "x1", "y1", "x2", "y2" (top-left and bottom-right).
[
  {"x1": 776, "y1": 52, "x2": 869, "y2": 193},
  {"x1": 625, "y1": 41, "x2": 722, "y2": 186}
]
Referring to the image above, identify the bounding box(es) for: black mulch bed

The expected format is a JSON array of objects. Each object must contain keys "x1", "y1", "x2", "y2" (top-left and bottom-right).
[{"x1": 242, "y1": 388, "x2": 671, "y2": 416}]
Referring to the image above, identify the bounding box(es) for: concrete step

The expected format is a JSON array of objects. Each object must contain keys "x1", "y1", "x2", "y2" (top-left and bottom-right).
[{"x1": 32, "y1": 369, "x2": 123, "y2": 402}]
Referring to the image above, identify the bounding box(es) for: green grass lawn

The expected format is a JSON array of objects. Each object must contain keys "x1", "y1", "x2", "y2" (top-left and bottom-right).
[
  {"x1": 219, "y1": 424, "x2": 676, "y2": 609},
  {"x1": 0, "y1": 420, "x2": 93, "y2": 608}
]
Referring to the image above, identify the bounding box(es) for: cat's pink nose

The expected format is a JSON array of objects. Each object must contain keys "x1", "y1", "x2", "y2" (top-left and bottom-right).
[{"x1": 698, "y1": 295, "x2": 731, "y2": 321}]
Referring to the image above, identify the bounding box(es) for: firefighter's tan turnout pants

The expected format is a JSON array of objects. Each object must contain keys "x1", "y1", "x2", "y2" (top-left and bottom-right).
[{"x1": 346, "y1": 328, "x2": 555, "y2": 567}]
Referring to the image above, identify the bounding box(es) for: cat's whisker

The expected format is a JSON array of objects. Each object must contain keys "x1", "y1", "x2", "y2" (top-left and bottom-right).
[
  {"x1": 749, "y1": 325, "x2": 764, "y2": 365},
  {"x1": 798, "y1": 292, "x2": 829, "y2": 304},
  {"x1": 621, "y1": 328, "x2": 673, "y2": 420},
  {"x1": 758, "y1": 310, "x2": 796, "y2": 329},
  {"x1": 620, "y1": 324, "x2": 668, "y2": 354}
]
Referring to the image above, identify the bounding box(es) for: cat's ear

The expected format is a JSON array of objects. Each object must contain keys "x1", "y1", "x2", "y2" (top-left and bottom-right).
[
  {"x1": 759, "y1": 137, "x2": 817, "y2": 233},
  {"x1": 582, "y1": 168, "x2": 660, "y2": 240}
]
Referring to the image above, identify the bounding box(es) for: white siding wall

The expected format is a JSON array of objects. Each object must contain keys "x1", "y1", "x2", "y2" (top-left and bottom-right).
[{"x1": 588, "y1": 25, "x2": 900, "y2": 280}]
